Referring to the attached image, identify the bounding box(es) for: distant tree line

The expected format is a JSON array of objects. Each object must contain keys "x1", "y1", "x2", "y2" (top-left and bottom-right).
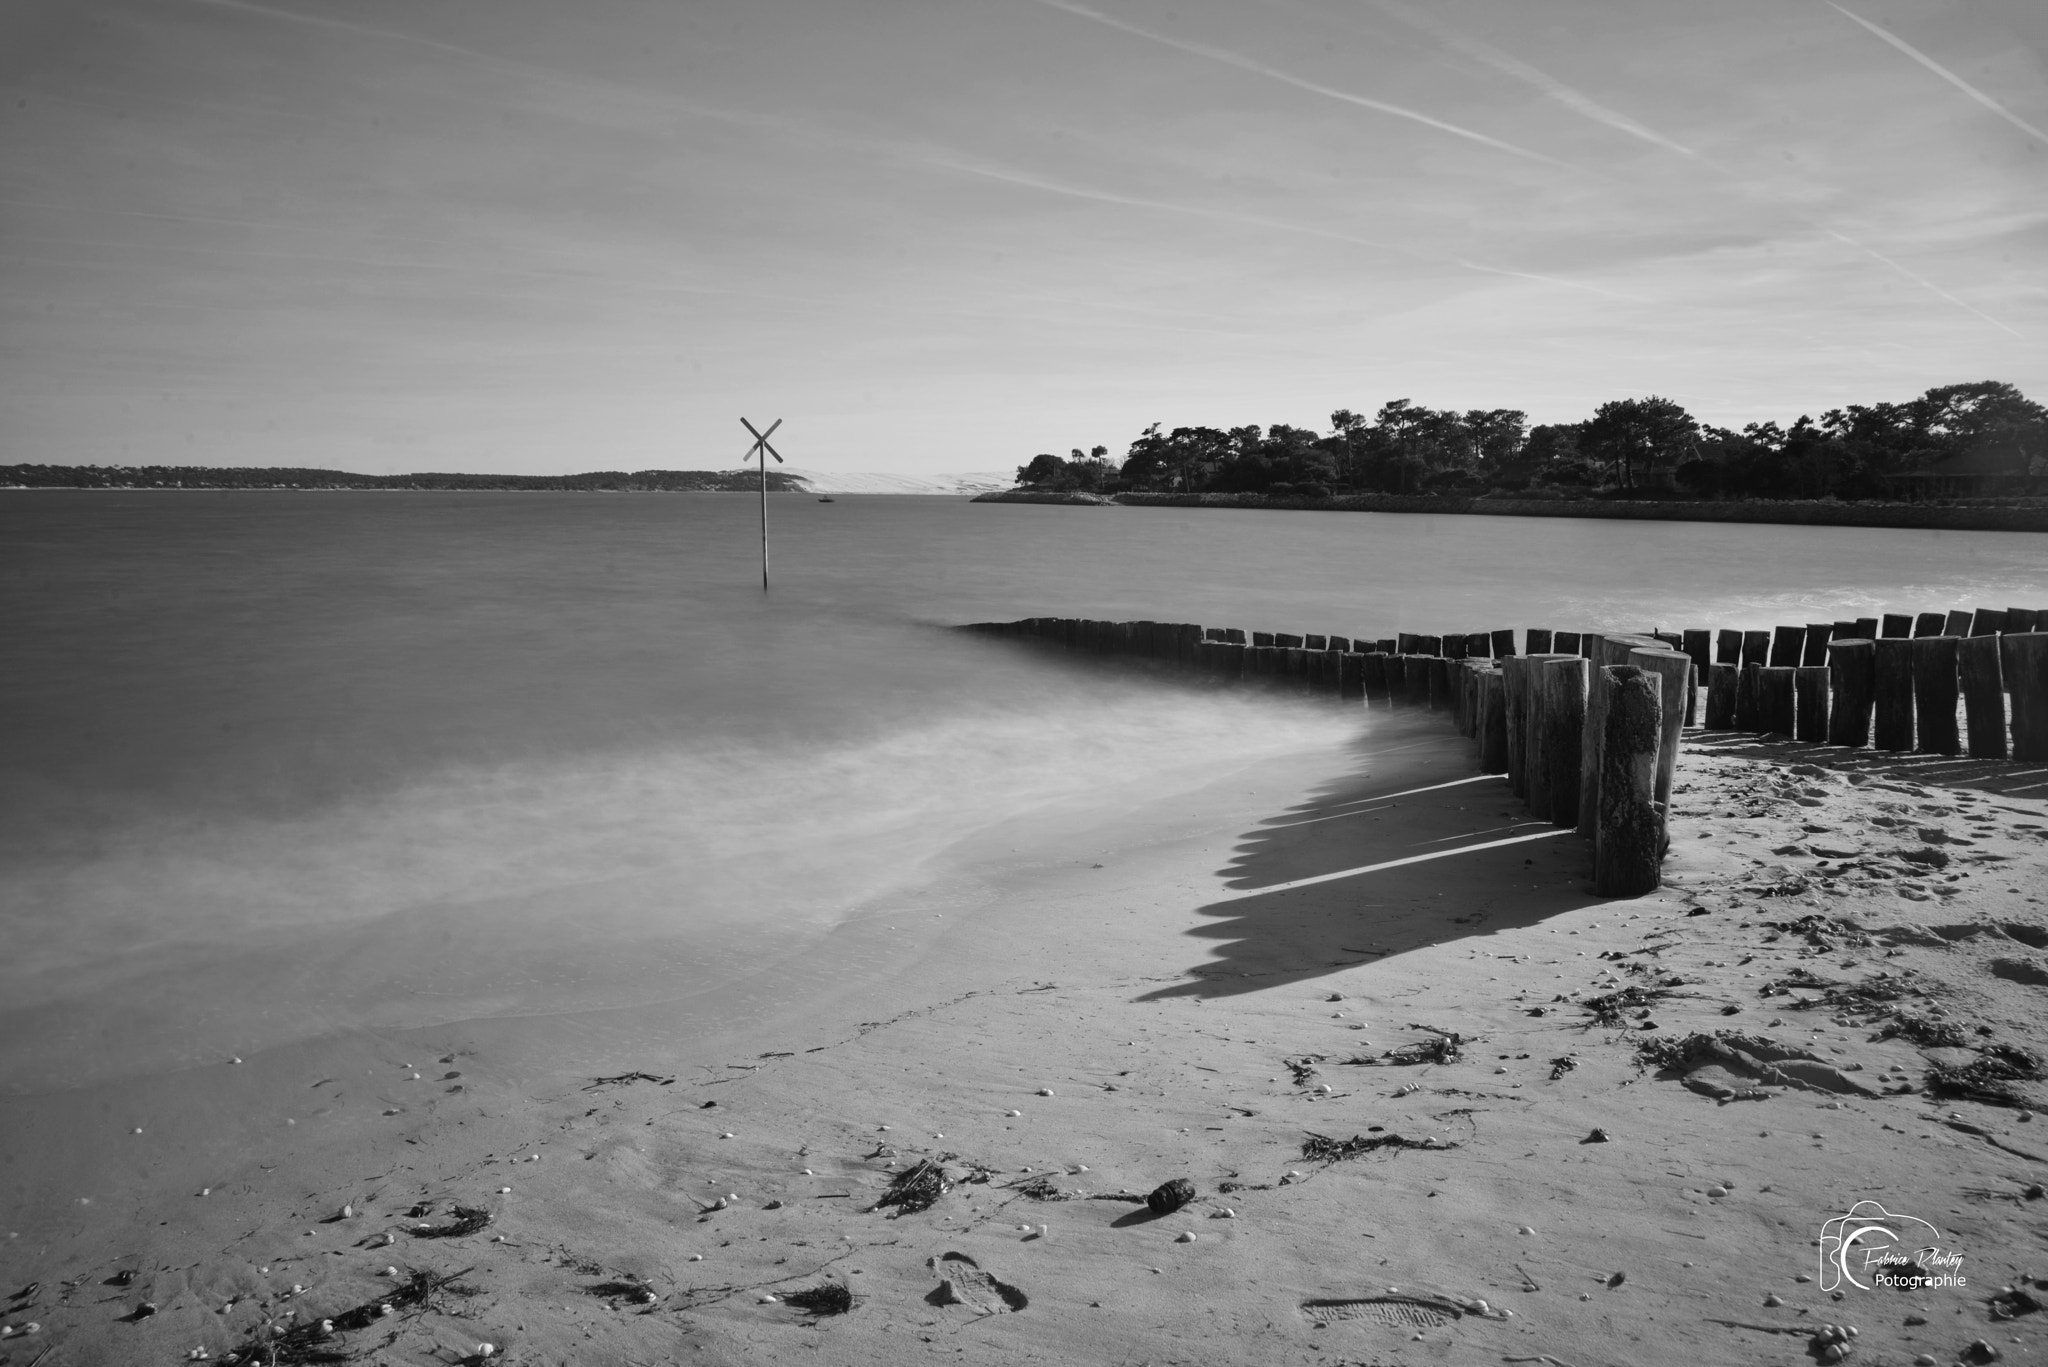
[
  {"x1": 1, "y1": 465, "x2": 809, "y2": 492},
  {"x1": 1013, "y1": 380, "x2": 2048, "y2": 501}
]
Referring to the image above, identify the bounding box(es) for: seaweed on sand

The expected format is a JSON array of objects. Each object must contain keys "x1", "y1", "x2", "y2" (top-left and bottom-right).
[
  {"x1": 219, "y1": 1267, "x2": 474, "y2": 1364},
  {"x1": 1580, "y1": 985, "x2": 1667, "y2": 1026},
  {"x1": 1926, "y1": 1044, "x2": 2042, "y2": 1109},
  {"x1": 871, "y1": 1159, "x2": 949, "y2": 1216},
  {"x1": 409, "y1": 1205, "x2": 492, "y2": 1239},
  {"x1": 1301, "y1": 1132, "x2": 1457, "y2": 1161}
]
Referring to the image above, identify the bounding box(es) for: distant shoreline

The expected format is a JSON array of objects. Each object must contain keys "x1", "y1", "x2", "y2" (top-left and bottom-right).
[{"x1": 973, "y1": 487, "x2": 2048, "y2": 533}]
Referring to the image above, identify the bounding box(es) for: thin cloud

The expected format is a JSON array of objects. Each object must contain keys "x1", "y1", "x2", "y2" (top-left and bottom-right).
[
  {"x1": 1826, "y1": 2, "x2": 2048, "y2": 147},
  {"x1": 1027, "y1": 0, "x2": 1573, "y2": 168},
  {"x1": 1367, "y1": 0, "x2": 1698, "y2": 158}
]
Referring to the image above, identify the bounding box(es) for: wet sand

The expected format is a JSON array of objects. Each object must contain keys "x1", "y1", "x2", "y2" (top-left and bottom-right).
[{"x1": 4, "y1": 712, "x2": 2046, "y2": 1367}]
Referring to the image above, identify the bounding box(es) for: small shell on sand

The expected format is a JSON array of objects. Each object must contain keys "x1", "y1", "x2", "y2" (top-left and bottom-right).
[
  {"x1": 720, "y1": 1132, "x2": 735, "y2": 1139},
  {"x1": 758, "y1": 1293, "x2": 779, "y2": 1304},
  {"x1": 689, "y1": 1254, "x2": 704, "y2": 1261},
  {"x1": 1005, "y1": 1110, "x2": 1022, "y2": 1117},
  {"x1": 1176, "y1": 1231, "x2": 1196, "y2": 1242},
  {"x1": 1037, "y1": 1088, "x2": 1054, "y2": 1096}
]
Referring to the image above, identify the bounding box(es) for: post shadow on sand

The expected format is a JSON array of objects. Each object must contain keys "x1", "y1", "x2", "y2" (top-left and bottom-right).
[
  {"x1": 1686, "y1": 731, "x2": 2048, "y2": 799},
  {"x1": 1136, "y1": 715, "x2": 1616, "y2": 1003}
]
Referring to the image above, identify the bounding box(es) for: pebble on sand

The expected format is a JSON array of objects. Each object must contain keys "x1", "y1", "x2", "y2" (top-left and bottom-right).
[
  {"x1": 1038, "y1": 1088, "x2": 1054, "y2": 1096},
  {"x1": 1176, "y1": 1231, "x2": 1196, "y2": 1242}
]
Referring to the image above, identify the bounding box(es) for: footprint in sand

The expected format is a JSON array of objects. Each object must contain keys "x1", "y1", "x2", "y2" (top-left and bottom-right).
[
  {"x1": 1301, "y1": 1294, "x2": 1467, "y2": 1329},
  {"x1": 926, "y1": 1252, "x2": 1027, "y2": 1314}
]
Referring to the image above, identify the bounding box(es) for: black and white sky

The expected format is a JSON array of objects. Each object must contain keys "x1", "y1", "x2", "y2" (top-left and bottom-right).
[{"x1": 3, "y1": 0, "x2": 2044, "y2": 475}]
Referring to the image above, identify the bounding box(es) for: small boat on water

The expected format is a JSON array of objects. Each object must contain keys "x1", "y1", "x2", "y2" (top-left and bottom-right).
[{"x1": 818, "y1": 496, "x2": 835, "y2": 502}]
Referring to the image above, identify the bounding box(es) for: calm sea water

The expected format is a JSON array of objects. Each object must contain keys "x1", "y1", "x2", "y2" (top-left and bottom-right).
[{"x1": 4, "y1": 492, "x2": 2044, "y2": 1091}]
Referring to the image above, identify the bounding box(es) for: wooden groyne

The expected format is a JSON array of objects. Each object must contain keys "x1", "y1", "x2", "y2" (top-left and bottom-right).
[{"x1": 961, "y1": 606, "x2": 2048, "y2": 900}]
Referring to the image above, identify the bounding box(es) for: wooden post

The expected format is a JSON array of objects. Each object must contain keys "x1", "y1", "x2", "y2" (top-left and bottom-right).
[
  {"x1": 1252, "y1": 631, "x2": 1276, "y2": 647},
  {"x1": 1881, "y1": 614, "x2": 1913, "y2": 638},
  {"x1": 1504, "y1": 656, "x2": 1534, "y2": 798},
  {"x1": 1327, "y1": 635, "x2": 1351, "y2": 652},
  {"x1": 1405, "y1": 655, "x2": 1432, "y2": 708},
  {"x1": 1625, "y1": 647, "x2": 1691, "y2": 813},
  {"x1": 1742, "y1": 630, "x2": 1771, "y2": 667},
  {"x1": 1853, "y1": 616, "x2": 1879, "y2": 640},
  {"x1": 1384, "y1": 655, "x2": 1408, "y2": 705},
  {"x1": 1491, "y1": 628, "x2": 1517, "y2": 659},
  {"x1": 1957, "y1": 634, "x2": 2005, "y2": 759},
  {"x1": 739, "y1": 416, "x2": 784, "y2": 589},
  {"x1": 1769, "y1": 626, "x2": 1806, "y2": 667},
  {"x1": 1527, "y1": 628, "x2": 1553, "y2": 654},
  {"x1": 1830, "y1": 620, "x2": 1859, "y2": 647},
  {"x1": 1970, "y1": 608, "x2": 2006, "y2": 637},
  {"x1": 1801, "y1": 623, "x2": 1834, "y2": 666},
  {"x1": 1442, "y1": 634, "x2": 1466, "y2": 660},
  {"x1": 1682, "y1": 629, "x2": 1712, "y2": 676},
  {"x1": 1735, "y1": 661, "x2": 1762, "y2": 731},
  {"x1": 1427, "y1": 657, "x2": 1452, "y2": 711},
  {"x1": 1275, "y1": 632, "x2": 1304, "y2": 649},
  {"x1": 1538, "y1": 656, "x2": 1587, "y2": 828},
  {"x1": 1756, "y1": 665, "x2": 1797, "y2": 735},
  {"x1": 1223, "y1": 628, "x2": 1246, "y2": 645},
  {"x1": 1827, "y1": 639, "x2": 1875, "y2": 748},
  {"x1": 1577, "y1": 635, "x2": 1658, "y2": 837},
  {"x1": 1463, "y1": 632, "x2": 1490, "y2": 659},
  {"x1": 1795, "y1": 665, "x2": 1830, "y2": 742},
  {"x1": 1396, "y1": 632, "x2": 1418, "y2": 655},
  {"x1": 2002, "y1": 633, "x2": 2048, "y2": 761},
  {"x1": 1942, "y1": 609, "x2": 1972, "y2": 637},
  {"x1": 1478, "y1": 670, "x2": 1509, "y2": 773},
  {"x1": 1376, "y1": 638, "x2": 1397, "y2": 655},
  {"x1": 1455, "y1": 660, "x2": 1480, "y2": 735},
  {"x1": 1593, "y1": 665, "x2": 1664, "y2": 898},
  {"x1": 1872, "y1": 637, "x2": 1914, "y2": 751},
  {"x1": 1338, "y1": 651, "x2": 1364, "y2": 701},
  {"x1": 1304, "y1": 634, "x2": 1327, "y2": 651},
  {"x1": 1715, "y1": 629, "x2": 1742, "y2": 665},
  {"x1": 1706, "y1": 663, "x2": 1739, "y2": 729},
  {"x1": 1554, "y1": 630, "x2": 1582, "y2": 655},
  {"x1": 1911, "y1": 612, "x2": 1944, "y2": 638},
  {"x1": 2006, "y1": 608, "x2": 2040, "y2": 634},
  {"x1": 1363, "y1": 652, "x2": 1390, "y2": 705},
  {"x1": 1910, "y1": 636, "x2": 1961, "y2": 755}
]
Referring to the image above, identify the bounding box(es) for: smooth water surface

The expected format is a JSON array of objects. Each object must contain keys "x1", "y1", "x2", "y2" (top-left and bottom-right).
[{"x1": 5, "y1": 492, "x2": 2044, "y2": 1090}]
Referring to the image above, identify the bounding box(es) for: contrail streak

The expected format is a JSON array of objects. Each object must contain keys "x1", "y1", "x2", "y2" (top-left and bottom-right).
[
  {"x1": 1817, "y1": 228, "x2": 2026, "y2": 339},
  {"x1": 1826, "y1": 1, "x2": 2048, "y2": 147},
  {"x1": 1368, "y1": 0, "x2": 1698, "y2": 159},
  {"x1": 923, "y1": 154, "x2": 1638, "y2": 299},
  {"x1": 1028, "y1": 0, "x2": 1572, "y2": 168}
]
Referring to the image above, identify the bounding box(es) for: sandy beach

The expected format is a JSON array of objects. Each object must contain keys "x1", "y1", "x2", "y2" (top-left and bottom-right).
[{"x1": 4, "y1": 708, "x2": 2046, "y2": 1367}]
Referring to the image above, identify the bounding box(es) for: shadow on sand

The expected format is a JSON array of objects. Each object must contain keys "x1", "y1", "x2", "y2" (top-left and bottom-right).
[{"x1": 1137, "y1": 711, "x2": 1614, "y2": 1003}]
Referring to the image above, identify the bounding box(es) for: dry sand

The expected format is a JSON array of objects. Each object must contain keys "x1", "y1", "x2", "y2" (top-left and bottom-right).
[{"x1": 4, "y1": 711, "x2": 2046, "y2": 1367}]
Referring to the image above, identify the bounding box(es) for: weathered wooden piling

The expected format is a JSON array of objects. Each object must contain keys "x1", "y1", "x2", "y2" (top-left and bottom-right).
[
  {"x1": 1506, "y1": 654, "x2": 1574, "y2": 799},
  {"x1": 1715, "y1": 629, "x2": 1742, "y2": 665},
  {"x1": 1223, "y1": 628, "x2": 1246, "y2": 645},
  {"x1": 1593, "y1": 665, "x2": 1664, "y2": 898},
  {"x1": 1795, "y1": 665, "x2": 1830, "y2": 742},
  {"x1": 1826, "y1": 638, "x2": 1875, "y2": 748},
  {"x1": 1742, "y1": 630, "x2": 1771, "y2": 667},
  {"x1": 2003, "y1": 633, "x2": 2048, "y2": 761},
  {"x1": 1363, "y1": 652, "x2": 1390, "y2": 705},
  {"x1": 1384, "y1": 655, "x2": 1409, "y2": 705},
  {"x1": 1252, "y1": 631, "x2": 1275, "y2": 648},
  {"x1": 1304, "y1": 634, "x2": 1327, "y2": 651},
  {"x1": 1443, "y1": 635, "x2": 1468, "y2": 661},
  {"x1": 1801, "y1": 624, "x2": 1834, "y2": 666},
  {"x1": 1682, "y1": 629, "x2": 1711, "y2": 676},
  {"x1": 1527, "y1": 629, "x2": 1554, "y2": 653},
  {"x1": 1958, "y1": 634, "x2": 2005, "y2": 759},
  {"x1": 1338, "y1": 651, "x2": 1364, "y2": 701},
  {"x1": 1537, "y1": 656, "x2": 1587, "y2": 827},
  {"x1": 1478, "y1": 670, "x2": 1509, "y2": 773},
  {"x1": 1912, "y1": 612, "x2": 1946, "y2": 638},
  {"x1": 1756, "y1": 665, "x2": 1797, "y2": 735},
  {"x1": 1375, "y1": 638, "x2": 1397, "y2": 656},
  {"x1": 1626, "y1": 646, "x2": 1692, "y2": 813},
  {"x1": 1854, "y1": 616, "x2": 1880, "y2": 640},
  {"x1": 1554, "y1": 630, "x2": 1582, "y2": 656},
  {"x1": 1970, "y1": 609, "x2": 2006, "y2": 637},
  {"x1": 1427, "y1": 657, "x2": 1452, "y2": 711},
  {"x1": 1872, "y1": 636, "x2": 1915, "y2": 751},
  {"x1": 1909, "y1": 635, "x2": 1961, "y2": 755},
  {"x1": 1328, "y1": 635, "x2": 1351, "y2": 652},
  {"x1": 1942, "y1": 610, "x2": 1972, "y2": 638},
  {"x1": 1404, "y1": 655, "x2": 1433, "y2": 708},
  {"x1": 2007, "y1": 608, "x2": 2039, "y2": 634},
  {"x1": 1706, "y1": 663, "x2": 1739, "y2": 729},
  {"x1": 1735, "y1": 661, "x2": 1762, "y2": 731},
  {"x1": 1769, "y1": 626, "x2": 1805, "y2": 667},
  {"x1": 1491, "y1": 628, "x2": 1517, "y2": 659},
  {"x1": 1881, "y1": 614, "x2": 1912, "y2": 639},
  {"x1": 1462, "y1": 632, "x2": 1490, "y2": 659},
  {"x1": 1577, "y1": 635, "x2": 1659, "y2": 838}
]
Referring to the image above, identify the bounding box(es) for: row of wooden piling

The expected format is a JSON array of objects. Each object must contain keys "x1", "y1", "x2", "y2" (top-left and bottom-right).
[
  {"x1": 1681, "y1": 611, "x2": 2048, "y2": 763},
  {"x1": 965, "y1": 609, "x2": 2048, "y2": 903}
]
